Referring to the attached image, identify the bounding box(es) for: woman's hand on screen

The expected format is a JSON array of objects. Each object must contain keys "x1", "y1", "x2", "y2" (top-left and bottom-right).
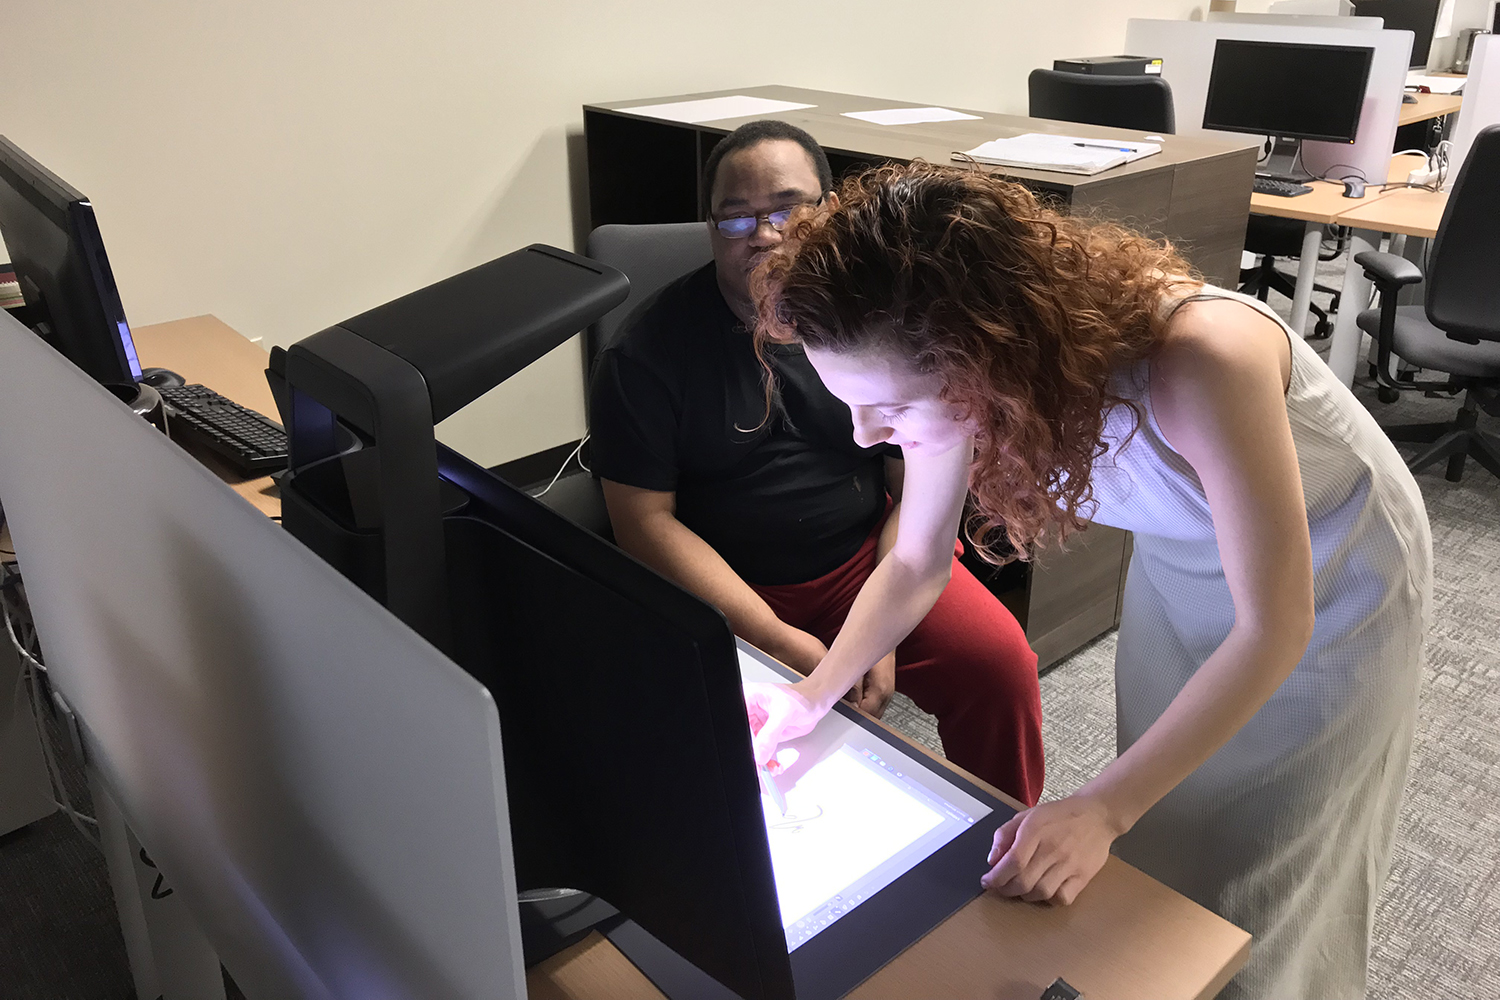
[{"x1": 743, "y1": 681, "x2": 825, "y2": 766}]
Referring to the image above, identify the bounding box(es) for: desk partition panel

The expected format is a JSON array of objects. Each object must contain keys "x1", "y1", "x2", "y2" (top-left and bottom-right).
[
  {"x1": 1448, "y1": 34, "x2": 1500, "y2": 183},
  {"x1": 1127, "y1": 18, "x2": 1413, "y2": 185}
]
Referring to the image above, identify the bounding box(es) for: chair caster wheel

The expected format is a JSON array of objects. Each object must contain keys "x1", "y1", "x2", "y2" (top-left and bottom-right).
[
  {"x1": 1378, "y1": 387, "x2": 1400, "y2": 404},
  {"x1": 1309, "y1": 319, "x2": 1332, "y2": 340}
]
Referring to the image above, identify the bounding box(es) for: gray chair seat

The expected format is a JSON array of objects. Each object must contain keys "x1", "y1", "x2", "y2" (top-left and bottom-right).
[{"x1": 1357, "y1": 304, "x2": 1500, "y2": 378}]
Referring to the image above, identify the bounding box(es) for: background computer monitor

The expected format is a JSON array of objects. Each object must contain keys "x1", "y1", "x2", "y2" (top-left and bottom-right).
[
  {"x1": 1353, "y1": 0, "x2": 1443, "y2": 68},
  {"x1": 1204, "y1": 38, "x2": 1376, "y2": 142},
  {"x1": 0, "y1": 136, "x2": 142, "y2": 393}
]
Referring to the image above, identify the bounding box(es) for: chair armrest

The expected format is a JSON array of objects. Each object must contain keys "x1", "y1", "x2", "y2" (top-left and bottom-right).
[{"x1": 1355, "y1": 251, "x2": 1423, "y2": 291}]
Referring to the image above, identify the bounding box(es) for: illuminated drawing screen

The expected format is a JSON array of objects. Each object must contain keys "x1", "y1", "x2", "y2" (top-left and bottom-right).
[{"x1": 738, "y1": 648, "x2": 993, "y2": 951}]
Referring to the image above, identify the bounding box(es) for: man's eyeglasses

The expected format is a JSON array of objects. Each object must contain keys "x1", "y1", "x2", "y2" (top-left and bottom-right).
[{"x1": 711, "y1": 195, "x2": 824, "y2": 239}]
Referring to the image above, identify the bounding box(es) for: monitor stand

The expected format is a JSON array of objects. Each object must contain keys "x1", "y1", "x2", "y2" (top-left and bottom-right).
[{"x1": 1257, "y1": 136, "x2": 1316, "y2": 183}]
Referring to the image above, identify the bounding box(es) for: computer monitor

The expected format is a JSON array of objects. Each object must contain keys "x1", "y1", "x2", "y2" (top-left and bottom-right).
[
  {"x1": 0, "y1": 136, "x2": 142, "y2": 394},
  {"x1": 1353, "y1": 0, "x2": 1443, "y2": 68},
  {"x1": 1203, "y1": 38, "x2": 1376, "y2": 179}
]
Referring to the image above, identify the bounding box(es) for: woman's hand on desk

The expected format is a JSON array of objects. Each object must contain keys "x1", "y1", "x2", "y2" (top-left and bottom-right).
[
  {"x1": 981, "y1": 794, "x2": 1119, "y2": 905},
  {"x1": 744, "y1": 681, "x2": 825, "y2": 767}
]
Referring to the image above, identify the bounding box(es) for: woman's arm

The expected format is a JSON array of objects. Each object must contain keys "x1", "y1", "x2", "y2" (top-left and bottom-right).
[
  {"x1": 746, "y1": 439, "x2": 971, "y2": 763},
  {"x1": 985, "y1": 301, "x2": 1315, "y2": 904}
]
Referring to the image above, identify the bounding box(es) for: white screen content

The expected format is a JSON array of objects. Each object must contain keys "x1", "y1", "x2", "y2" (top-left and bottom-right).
[{"x1": 738, "y1": 646, "x2": 992, "y2": 950}]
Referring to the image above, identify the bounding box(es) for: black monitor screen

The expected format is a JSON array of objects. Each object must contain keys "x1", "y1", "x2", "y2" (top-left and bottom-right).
[
  {"x1": 1203, "y1": 39, "x2": 1375, "y2": 143},
  {"x1": 0, "y1": 136, "x2": 140, "y2": 389},
  {"x1": 1354, "y1": 0, "x2": 1442, "y2": 68}
]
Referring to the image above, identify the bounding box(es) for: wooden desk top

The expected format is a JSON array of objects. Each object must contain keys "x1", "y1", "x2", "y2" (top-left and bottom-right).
[
  {"x1": 131, "y1": 315, "x2": 282, "y2": 518},
  {"x1": 137, "y1": 313, "x2": 1250, "y2": 998},
  {"x1": 1398, "y1": 91, "x2": 1463, "y2": 127},
  {"x1": 1335, "y1": 185, "x2": 1449, "y2": 239},
  {"x1": 587, "y1": 85, "x2": 1257, "y2": 190},
  {"x1": 1249, "y1": 153, "x2": 1431, "y2": 224}
]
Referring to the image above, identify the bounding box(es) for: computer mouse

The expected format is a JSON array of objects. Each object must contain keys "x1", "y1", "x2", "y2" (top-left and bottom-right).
[
  {"x1": 139, "y1": 366, "x2": 185, "y2": 388},
  {"x1": 1402, "y1": 93, "x2": 1418, "y2": 104},
  {"x1": 1342, "y1": 178, "x2": 1367, "y2": 199}
]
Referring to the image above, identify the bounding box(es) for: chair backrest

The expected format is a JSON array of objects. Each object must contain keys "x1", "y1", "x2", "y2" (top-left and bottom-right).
[
  {"x1": 1427, "y1": 124, "x2": 1500, "y2": 344},
  {"x1": 584, "y1": 222, "x2": 714, "y2": 363},
  {"x1": 1027, "y1": 69, "x2": 1176, "y2": 135}
]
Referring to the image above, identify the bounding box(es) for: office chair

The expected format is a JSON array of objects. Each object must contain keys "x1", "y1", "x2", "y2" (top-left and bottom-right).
[
  {"x1": 1027, "y1": 69, "x2": 1175, "y2": 134},
  {"x1": 1239, "y1": 216, "x2": 1342, "y2": 338},
  {"x1": 1354, "y1": 124, "x2": 1500, "y2": 483},
  {"x1": 532, "y1": 222, "x2": 713, "y2": 535}
]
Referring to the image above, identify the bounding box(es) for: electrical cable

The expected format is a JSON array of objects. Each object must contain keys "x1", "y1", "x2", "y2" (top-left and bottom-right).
[
  {"x1": 2, "y1": 567, "x2": 101, "y2": 847},
  {"x1": 529, "y1": 434, "x2": 591, "y2": 499}
]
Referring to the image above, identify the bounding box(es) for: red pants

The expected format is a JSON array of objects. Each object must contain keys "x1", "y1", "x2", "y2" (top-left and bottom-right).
[{"x1": 749, "y1": 511, "x2": 1045, "y2": 806}]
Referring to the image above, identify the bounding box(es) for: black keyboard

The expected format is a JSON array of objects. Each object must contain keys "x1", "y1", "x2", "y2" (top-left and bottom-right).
[
  {"x1": 158, "y1": 383, "x2": 288, "y2": 476},
  {"x1": 1252, "y1": 176, "x2": 1314, "y2": 198}
]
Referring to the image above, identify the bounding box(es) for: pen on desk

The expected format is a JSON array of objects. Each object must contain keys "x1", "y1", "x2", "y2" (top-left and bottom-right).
[
  {"x1": 1074, "y1": 142, "x2": 1135, "y2": 152},
  {"x1": 759, "y1": 765, "x2": 788, "y2": 816}
]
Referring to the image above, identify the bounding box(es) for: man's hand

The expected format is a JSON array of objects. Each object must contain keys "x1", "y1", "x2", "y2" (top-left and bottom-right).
[
  {"x1": 851, "y1": 651, "x2": 897, "y2": 718},
  {"x1": 766, "y1": 628, "x2": 829, "y2": 677}
]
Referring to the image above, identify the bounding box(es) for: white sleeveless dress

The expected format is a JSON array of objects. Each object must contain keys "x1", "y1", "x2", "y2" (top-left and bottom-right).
[{"x1": 1086, "y1": 288, "x2": 1431, "y2": 999}]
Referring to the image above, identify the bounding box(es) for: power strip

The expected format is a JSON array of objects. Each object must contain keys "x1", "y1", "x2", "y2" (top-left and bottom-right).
[{"x1": 1407, "y1": 163, "x2": 1442, "y2": 186}]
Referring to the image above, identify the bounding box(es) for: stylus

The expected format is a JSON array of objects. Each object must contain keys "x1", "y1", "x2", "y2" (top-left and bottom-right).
[{"x1": 759, "y1": 766, "x2": 788, "y2": 815}]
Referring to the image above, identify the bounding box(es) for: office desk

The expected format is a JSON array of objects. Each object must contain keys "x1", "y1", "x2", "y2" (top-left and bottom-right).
[
  {"x1": 129, "y1": 314, "x2": 1251, "y2": 1000},
  {"x1": 585, "y1": 85, "x2": 1258, "y2": 290},
  {"x1": 1399, "y1": 91, "x2": 1464, "y2": 127},
  {"x1": 1248, "y1": 153, "x2": 1429, "y2": 339},
  {"x1": 586, "y1": 85, "x2": 1257, "y2": 669},
  {"x1": 132, "y1": 315, "x2": 281, "y2": 518}
]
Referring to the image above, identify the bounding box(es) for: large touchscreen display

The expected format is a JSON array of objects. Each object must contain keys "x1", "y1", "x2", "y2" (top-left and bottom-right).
[{"x1": 738, "y1": 647, "x2": 992, "y2": 951}]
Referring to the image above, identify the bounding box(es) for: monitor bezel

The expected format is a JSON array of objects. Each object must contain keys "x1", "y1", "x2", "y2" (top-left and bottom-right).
[
  {"x1": 0, "y1": 136, "x2": 141, "y2": 388},
  {"x1": 1202, "y1": 38, "x2": 1377, "y2": 144}
]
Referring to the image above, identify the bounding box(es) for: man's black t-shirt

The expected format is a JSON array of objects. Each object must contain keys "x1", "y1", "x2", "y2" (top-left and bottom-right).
[{"x1": 589, "y1": 262, "x2": 899, "y2": 586}]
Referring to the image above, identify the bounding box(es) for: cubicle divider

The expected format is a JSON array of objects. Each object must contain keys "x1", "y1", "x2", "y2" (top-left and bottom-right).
[
  {"x1": 1448, "y1": 33, "x2": 1500, "y2": 181},
  {"x1": 1126, "y1": 17, "x2": 1413, "y2": 184}
]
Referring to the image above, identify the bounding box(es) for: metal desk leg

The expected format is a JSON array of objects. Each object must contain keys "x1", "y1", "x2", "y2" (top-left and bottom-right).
[
  {"x1": 1327, "y1": 228, "x2": 1380, "y2": 386},
  {"x1": 1287, "y1": 221, "x2": 1322, "y2": 337},
  {"x1": 90, "y1": 768, "x2": 227, "y2": 1000}
]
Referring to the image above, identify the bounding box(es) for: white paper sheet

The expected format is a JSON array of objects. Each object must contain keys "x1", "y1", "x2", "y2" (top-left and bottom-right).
[
  {"x1": 841, "y1": 107, "x2": 982, "y2": 126},
  {"x1": 615, "y1": 95, "x2": 816, "y2": 124}
]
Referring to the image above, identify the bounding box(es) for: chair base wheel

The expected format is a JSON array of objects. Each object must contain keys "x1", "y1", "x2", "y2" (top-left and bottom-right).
[{"x1": 1377, "y1": 387, "x2": 1401, "y2": 404}]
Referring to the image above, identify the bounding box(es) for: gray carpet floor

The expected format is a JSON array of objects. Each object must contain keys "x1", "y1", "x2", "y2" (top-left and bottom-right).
[{"x1": 4, "y1": 269, "x2": 1496, "y2": 999}]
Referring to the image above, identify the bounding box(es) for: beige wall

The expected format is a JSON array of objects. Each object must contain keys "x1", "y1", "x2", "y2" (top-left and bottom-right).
[{"x1": 2, "y1": 0, "x2": 1203, "y2": 467}]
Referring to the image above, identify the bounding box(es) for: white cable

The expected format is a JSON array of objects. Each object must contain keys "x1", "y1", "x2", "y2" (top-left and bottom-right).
[
  {"x1": 529, "y1": 433, "x2": 591, "y2": 499},
  {"x1": 2, "y1": 573, "x2": 101, "y2": 846}
]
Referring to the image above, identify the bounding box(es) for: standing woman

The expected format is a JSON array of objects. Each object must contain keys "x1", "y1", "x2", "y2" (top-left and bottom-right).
[{"x1": 742, "y1": 162, "x2": 1430, "y2": 999}]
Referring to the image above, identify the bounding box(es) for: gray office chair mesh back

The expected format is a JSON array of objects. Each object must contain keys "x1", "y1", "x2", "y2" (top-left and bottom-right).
[
  {"x1": 538, "y1": 223, "x2": 713, "y2": 537},
  {"x1": 1027, "y1": 69, "x2": 1175, "y2": 135}
]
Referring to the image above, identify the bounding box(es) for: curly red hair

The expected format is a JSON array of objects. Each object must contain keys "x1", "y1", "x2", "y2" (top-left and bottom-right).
[{"x1": 752, "y1": 160, "x2": 1198, "y2": 562}]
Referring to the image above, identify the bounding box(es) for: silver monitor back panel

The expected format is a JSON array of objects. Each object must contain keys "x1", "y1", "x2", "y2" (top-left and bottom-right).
[{"x1": 0, "y1": 310, "x2": 525, "y2": 1000}]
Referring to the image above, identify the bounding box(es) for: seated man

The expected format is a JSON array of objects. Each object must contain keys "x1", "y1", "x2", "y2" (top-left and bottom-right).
[{"x1": 588, "y1": 120, "x2": 1044, "y2": 804}]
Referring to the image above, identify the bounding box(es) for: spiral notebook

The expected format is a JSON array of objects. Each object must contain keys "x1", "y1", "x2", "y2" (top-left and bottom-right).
[{"x1": 954, "y1": 133, "x2": 1161, "y2": 175}]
